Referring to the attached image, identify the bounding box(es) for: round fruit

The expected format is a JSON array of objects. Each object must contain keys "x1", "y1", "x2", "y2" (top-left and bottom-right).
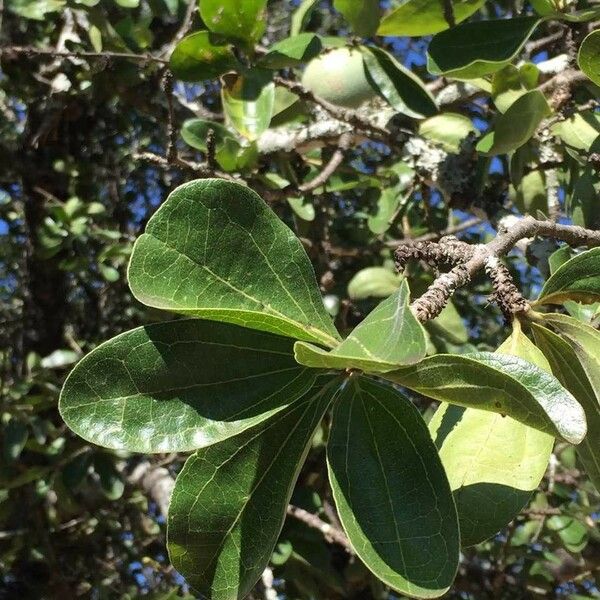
[{"x1": 301, "y1": 48, "x2": 375, "y2": 108}]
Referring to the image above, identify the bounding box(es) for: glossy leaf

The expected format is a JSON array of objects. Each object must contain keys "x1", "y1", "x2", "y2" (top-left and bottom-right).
[
  {"x1": 385, "y1": 351, "x2": 587, "y2": 444},
  {"x1": 334, "y1": 0, "x2": 380, "y2": 37},
  {"x1": 60, "y1": 319, "x2": 319, "y2": 452},
  {"x1": 295, "y1": 280, "x2": 427, "y2": 372},
  {"x1": 378, "y1": 0, "x2": 485, "y2": 37},
  {"x1": 546, "y1": 515, "x2": 588, "y2": 553},
  {"x1": 429, "y1": 327, "x2": 554, "y2": 546},
  {"x1": 167, "y1": 377, "x2": 337, "y2": 599},
  {"x1": 199, "y1": 0, "x2": 267, "y2": 43},
  {"x1": 290, "y1": 0, "x2": 319, "y2": 36},
  {"x1": 347, "y1": 266, "x2": 402, "y2": 299},
  {"x1": 578, "y1": 30, "x2": 600, "y2": 86},
  {"x1": 476, "y1": 90, "x2": 550, "y2": 156},
  {"x1": 328, "y1": 377, "x2": 459, "y2": 598},
  {"x1": 170, "y1": 31, "x2": 239, "y2": 82},
  {"x1": 128, "y1": 179, "x2": 340, "y2": 347},
  {"x1": 532, "y1": 322, "x2": 600, "y2": 491},
  {"x1": 427, "y1": 17, "x2": 540, "y2": 79},
  {"x1": 362, "y1": 46, "x2": 437, "y2": 119},
  {"x1": 258, "y1": 33, "x2": 322, "y2": 69},
  {"x1": 419, "y1": 113, "x2": 477, "y2": 153},
  {"x1": 221, "y1": 71, "x2": 275, "y2": 140},
  {"x1": 537, "y1": 247, "x2": 600, "y2": 305}
]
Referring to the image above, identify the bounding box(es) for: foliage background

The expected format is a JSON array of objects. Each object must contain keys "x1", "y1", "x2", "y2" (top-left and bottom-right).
[{"x1": 1, "y1": 0, "x2": 599, "y2": 598}]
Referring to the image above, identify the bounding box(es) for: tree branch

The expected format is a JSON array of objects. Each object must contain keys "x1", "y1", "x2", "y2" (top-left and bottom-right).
[
  {"x1": 286, "y1": 505, "x2": 353, "y2": 553},
  {"x1": 407, "y1": 216, "x2": 600, "y2": 322}
]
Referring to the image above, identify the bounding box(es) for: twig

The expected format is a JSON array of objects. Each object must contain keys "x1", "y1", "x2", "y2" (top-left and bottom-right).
[
  {"x1": 162, "y1": 0, "x2": 197, "y2": 58},
  {"x1": 273, "y1": 76, "x2": 402, "y2": 146},
  {"x1": 442, "y1": 0, "x2": 456, "y2": 28},
  {"x1": 162, "y1": 70, "x2": 178, "y2": 163},
  {"x1": 1, "y1": 45, "x2": 168, "y2": 65},
  {"x1": 134, "y1": 151, "x2": 238, "y2": 182},
  {"x1": 286, "y1": 505, "x2": 353, "y2": 553},
  {"x1": 297, "y1": 133, "x2": 352, "y2": 193},
  {"x1": 408, "y1": 216, "x2": 600, "y2": 322},
  {"x1": 206, "y1": 128, "x2": 218, "y2": 171}
]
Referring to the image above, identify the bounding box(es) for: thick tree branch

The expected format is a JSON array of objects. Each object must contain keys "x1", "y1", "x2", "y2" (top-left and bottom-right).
[{"x1": 407, "y1": 216, "x2": 600, "y2": 322}]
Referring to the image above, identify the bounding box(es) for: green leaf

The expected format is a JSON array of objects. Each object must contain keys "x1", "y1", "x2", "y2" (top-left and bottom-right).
[
  {"x1": 199, "y1": 0, "x2": 267, "y2": 43},
  {"x1": 94, "y1": 454, "x2": 124, "y2": 500},
  {"x1": 7, "y1": 0, "x2": 66, "y2": 19},
  {"x1": 546, "y1": 515, "x2": 588, "y2": 553},
  {"x1": 378, "y1": 0, "x2": 485, "y2": 37},
  {"x1": 347, "y1": 266, "x2": 402, "y2": 299},
  {"x1": 429, "y1": 326, "x2": 554, "y2": 547},
  {"x1": 128, "y1": 179, "x2": 340, "y2": 347},
  {"x1": 532, "y1": 322, "x2": 600, "y2": 492},
  {"x1": 221, "y1": 71, "x2": 275, "y2": 140},
  {"x1": 295, "y1": 280, "x2": 427, "y2": 372},
  {"x1": 492, "y1": 64, "x2": 540, "y2": 113},
  {"x1": 578, "y1": 30, "x2": 600, "y2": 87},
  {"x1": 426, "y1": 301, "x2": 468, "y2": 345},
  {"x1": 419, "y1": 113, "x2": 477, "y2": 153},
  {"x1": 167, "y1": 377, "x2": 337, "y2": 600},
  {"x1": 328, "y1": 377, "x2": 459, "y2": 598},
  {"x1": 385, "y1": 351, "x2": 587, "y2": 444},
  {"x1": 361, "y1": 46, "x2": 437, "y2": 119},
  {"x1": 510, "y1": 170, "x2": 547, "y2": 215},
  {"x1": 476, "y1": 90, "x2": 550, "y2": 156},
  {"x1": 569, "y1": 167, "x2": 599, "y2": 229},
  {"x1": 537, "y1": 247, "x2": 600, "y2": 305},
  {"x1": 258, "y1": 34, "x2": 322, "y2": 69},
  {"x1": 551, "y1": 112, "x2": 600, "y2": 151},
  {"x1": 334, "y1": 0, "x2": 380, "y2": 37},
  {"x1": 60, "y1": 319, "x2": 319, "y2": 452},
  {"x1": 427, "y1": 17, "x2": 541, "y2": 79},
  {"x1": 169, "y1": 32, "x2": 239, "y2": 82},
  {"x1": 291, "y1": 0, "x2": 319, "y2": 36},
  {"x1": 287, "y1": 197, "x2": 315, "y2": 222},
  {"x1": 3, "y1": 419, "x2": 28, "y2": 462}
]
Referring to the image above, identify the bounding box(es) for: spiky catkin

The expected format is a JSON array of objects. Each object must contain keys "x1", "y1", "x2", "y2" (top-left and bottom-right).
[
  {"x1": 394, "y1": 236, "x2": 474, "y2": 272},
  {"x1": 484, "y1": 256, "x2": 528, "y2": 321}
]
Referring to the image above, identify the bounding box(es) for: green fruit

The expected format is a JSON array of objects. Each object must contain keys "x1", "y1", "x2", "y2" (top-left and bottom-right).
[{"x1": 301, "y1": 48, "x2": 376, "y2": 108}]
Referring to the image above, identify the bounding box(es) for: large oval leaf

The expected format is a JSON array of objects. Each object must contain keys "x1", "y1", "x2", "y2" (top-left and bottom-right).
[
  {"x1": 378, "y1": 0, "x2": 485, "y2": 37},
  {"x1": 128, "y1": 179, "x2": 340, "y2": 347},
  {"x1": 199, "y1": 0, "x2": 267, "y2": 43},
  {"x1": 578, "y1": 30, "x2": 600, "y2": 87},
  {"x1": 361, "y1": 46, "x2": 437, "y2": 119},
  {"x1": 429, "y1": 327, "x2": 554, "y2": 547},
  {"x1": 328, "y1": 377, "x2": 459, "y2": 598},
  {"x1": 427, "y1": 17, "x2": 540, "y2": 79},
  {"x1": 167, "y1": 377, "x2": 337, "y2": 600},
  {"x1": 385, "y1": 351, "x2": 586, "y2": 444},
  {"x1": 258, "y1": 33, "x2": 322, "y2": 69},
  {"x1": 476, "y1": 90, "x2": 550, "y2": 156},
  {"x1": 537, "y1": 247, "x2": 600, "y2": 305},
  {"x1": 170, "y1": 32, "x2": 240, "y2": 82},
  {"x1": 532, "y1": 322, "x2": 600, "y2": 492},
  {"x1": 295, "y1": 279, "x2": 427, "y2": 372},
  {"x1": 60, "y1": 319, "x2": 318, "y2": 452},
  {"x1": 334, "y1": 0, "x2": 380, "y2": 37}
]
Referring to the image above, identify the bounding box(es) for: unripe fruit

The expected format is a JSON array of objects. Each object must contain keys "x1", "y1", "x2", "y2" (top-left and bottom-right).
[{"x1": 301, "y1": 48, "x2": 376, "y2": 108}]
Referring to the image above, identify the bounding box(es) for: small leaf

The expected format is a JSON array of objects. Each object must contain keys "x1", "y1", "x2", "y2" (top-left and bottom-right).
[
  {"x1": 361, "y1": 46, "x2": 437, "y2": 119},
  {"x1": 60, "y1": 319, "x2": 319, "y2": 452},
  {"x1": 128, "y1": 179, "x2": 340, "y2": 347},
  {"x1": 578, "y1": 30, "x2": 600, "y2": 87},
  {"x1": 328, "y1": 377, "x2": 459, "y2": 598},
  {"x1": 347, "y1": 266, "x2": 402, "y2": 299},
  {"x1": 170, "y1": 31, "x2": 239, "y2": 82},
  {"x1": 167, "y1": 377, "x2": 337, "y2": 600},
  {"x1": 258, "y1": 33, "x2": 322, "y2": 69},
  {"x1": 385, "y1": 351, "x2": 587, "y2": 444},
  {"x1": 221, "y1": 71, "x2": 275, "y2": 140},
  {"x1": 492, "y1": 64, "x2": 540, "y2": 113},
  {"x1": 532, "y1": 322, "x2": 600, "y2": 492},
  {"x1": 551, "y1": 112, "x2": 600, "y2": 151},
  {"x1": 510, "y1": 170, "x2": 547, "y2": 215},
  {"x1": 94, "y1": 454, "x2": 124, "y2": 500},
  {"x1": 427, "y1": 17, "x2": 540, "y2": 79},
  {"x1": 429, "y1": 326, "x2": 554, "y2": 546},
  {"x1": 295, "y1": 280, "x2": 427, "y2": 372},
  {"x1": 419, "y1": 113, "x2": 477, "y2": 153},
  {"x1": 3, "y1": 419, "x2": 28, "y2": 462},
  {"x1": 291, "y1": 0, "x2": 319, "y2": 36},
  {"x1": 199, "y1": 0, "x2": 267, "y2": 43},
  {"x1": 378, "y1": 0, "x2": 485, "y2": 37},
  {"x1": 476, "y1": 90, "x2": 550, "y2": 156},
  {"x1": 537, "y1": 247, "x2": 600, "y2": 305},
  {"x1": 334, "y1": 0, "x2": 380, "y2": 37},
  {"x1": 181, "y1": 119, "x2": 238, "y2": 151}
]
